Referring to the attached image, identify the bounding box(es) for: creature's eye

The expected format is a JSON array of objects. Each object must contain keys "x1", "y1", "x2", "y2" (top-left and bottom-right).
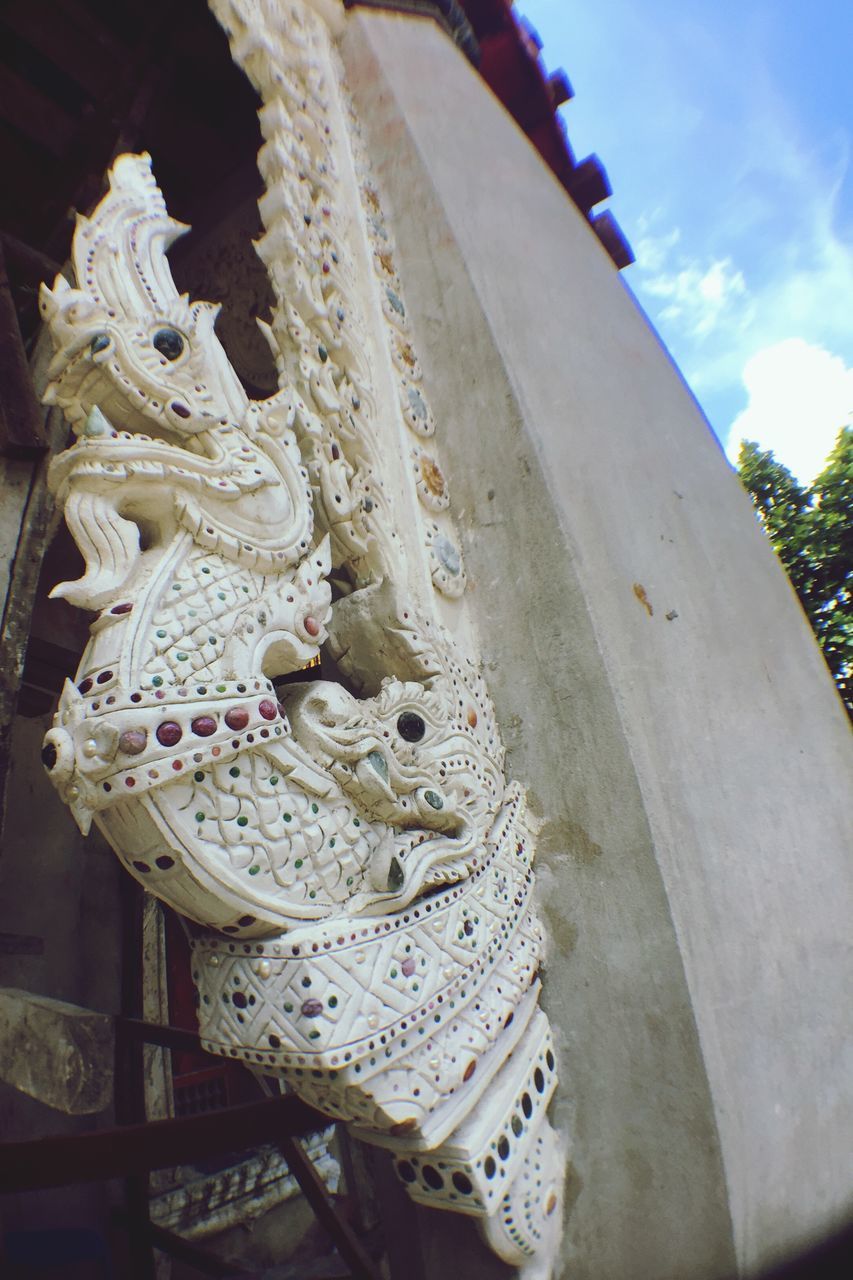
[
  {"x1": 396, "y1": 711, "x2": 426, "y2": 742},
  {"x1": 152, "y1": 328, "x2": 185, "y2": 361},
  {"x1": 90, "y1": 333, "x2": 111, "y2": 355}
]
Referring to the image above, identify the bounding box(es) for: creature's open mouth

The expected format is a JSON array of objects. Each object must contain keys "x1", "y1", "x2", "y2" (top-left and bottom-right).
[{"x1": 353, "y1": 819, "x2": 473, "y2": 916}]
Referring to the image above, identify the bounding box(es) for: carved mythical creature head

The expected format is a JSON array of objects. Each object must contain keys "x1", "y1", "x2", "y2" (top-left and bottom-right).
[
  {"x1": 284, "y1": 673, "x2": 505, "y2": 909},
  {"x1": 40, "y1": 153, "x2": 249, "y2": 439}
]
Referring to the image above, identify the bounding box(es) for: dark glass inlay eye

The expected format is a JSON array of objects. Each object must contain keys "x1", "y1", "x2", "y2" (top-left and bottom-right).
[
  {"x1": 153, "y1": 328, "x2": 185, "y2": 360},
  {"x1": 397, "y1": 711, "x2": 425, "y2": 742},
  {"x1": 41, "y1": 742, "x2": 57, "y2": 771},
  {"x1": 90, "y1": 333, "x2": 110, "y2": 355}
]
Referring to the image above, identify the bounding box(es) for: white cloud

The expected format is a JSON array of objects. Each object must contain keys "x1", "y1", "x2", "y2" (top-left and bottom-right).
[
  {"x1": 617, "y1": 45, "x2": 853, "y2": 415},
  {"x1": 522, "y1": 0, "x2": 853, "y2": 472},
  {"x1": 633, "y1": 223, "x2": 681, "y2": 272},
  {"x1": 725, "y1": 339, "x2": 853, "y2": 484},
  {"x1": 641, "y1": 253, "x2": 748, "y2": 340}
]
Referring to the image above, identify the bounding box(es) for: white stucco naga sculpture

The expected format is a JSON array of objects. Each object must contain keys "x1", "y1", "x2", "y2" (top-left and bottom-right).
[{"x1": 39, "y1": 1, "x2": 564, "y2": 1271}]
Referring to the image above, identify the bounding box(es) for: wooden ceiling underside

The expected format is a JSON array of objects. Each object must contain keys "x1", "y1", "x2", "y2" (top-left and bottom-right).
[
  {"x1": 1, "y1": 1, "x2": 632, "y2": 287},
  {"x1": 0, "y1": 0, "x2": 264, "y2": 263}
]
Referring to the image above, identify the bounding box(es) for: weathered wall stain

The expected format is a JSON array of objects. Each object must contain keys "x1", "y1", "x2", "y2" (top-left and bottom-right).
[{"x1": 632, "y1": 583, "x2": 653, "y2": 617}]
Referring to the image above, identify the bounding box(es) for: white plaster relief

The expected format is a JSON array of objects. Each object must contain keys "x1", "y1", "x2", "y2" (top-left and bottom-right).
[
  {"x1": 37, "y1": 0, "x2": 564, "y2": 1268},
  {"x1": 217, "y1": 0, "x2": 403, "y2": 592},
  {"x1": 352, "y1": 141, "x2": 469, "y2": 595},
  {"x1": 412, "y1": 446, "x2": 452, "y2": 512}
]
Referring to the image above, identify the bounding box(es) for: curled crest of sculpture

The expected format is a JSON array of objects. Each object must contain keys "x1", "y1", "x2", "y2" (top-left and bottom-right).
[{"x1": 39, "y1": 2, "x2": 564, "y2": 1271}]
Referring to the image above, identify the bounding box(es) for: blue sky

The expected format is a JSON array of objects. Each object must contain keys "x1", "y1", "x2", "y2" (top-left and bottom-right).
[{"x1": 518, "y1": 0, "x2": 853, "y2": 484}]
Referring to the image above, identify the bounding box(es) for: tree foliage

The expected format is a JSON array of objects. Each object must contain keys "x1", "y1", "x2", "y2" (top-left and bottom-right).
[{"x1": 737, "y1": 426, "x2": 852, "y2": 718}]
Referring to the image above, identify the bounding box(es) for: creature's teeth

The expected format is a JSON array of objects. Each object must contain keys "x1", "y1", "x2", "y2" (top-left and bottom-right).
[{"x1": 83, "y1": 406, "x2": 113, "y2": 437}]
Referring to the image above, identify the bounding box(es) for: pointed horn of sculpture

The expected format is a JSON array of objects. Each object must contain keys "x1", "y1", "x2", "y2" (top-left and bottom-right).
[{"x1": 70, "y1": 152, "x2": 190, "y2": 319}]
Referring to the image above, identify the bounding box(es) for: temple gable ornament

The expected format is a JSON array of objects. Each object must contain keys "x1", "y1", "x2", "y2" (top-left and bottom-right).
[{"x1": 38, "y1": 0, "x2": 564, "y2": 1270}]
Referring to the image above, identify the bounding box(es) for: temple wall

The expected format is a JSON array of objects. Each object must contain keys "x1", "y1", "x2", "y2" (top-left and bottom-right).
[{"x1": 341, "y1": 11, "x2": 853, "y2": 1279}]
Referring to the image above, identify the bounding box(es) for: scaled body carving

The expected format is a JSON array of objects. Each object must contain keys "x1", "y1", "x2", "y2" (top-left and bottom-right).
[
  {"x1": 40, "y1": 2, "x2": 564, "y2": 1269},
  {"x1": 41, "y1": 154, "x2": 335, "y2": 933}
]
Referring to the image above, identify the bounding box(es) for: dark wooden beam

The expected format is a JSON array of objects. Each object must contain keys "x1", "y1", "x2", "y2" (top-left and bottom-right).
[
  {"x1": 0, "y1": 239, "x2": 48, "y2": 453},
  {"x1": 0, "y1": 232, "x2": 63, "y2": 285},
  {"x1": 548, "y1": 68, "x2": 574, "y2": 107},
  {"x1": 565, "y1": 153, "x2": 612, "y2": 215},
  {"x1": 2, "y1": 4, "x2": 129, "y2": 102},
  {"x1": 117, "y1": 1015, "x2": 208, "y2": 1056},
  {"x1": 0, "y1": 1093, "x2": 330, "y2": 1193},
  {"x1": 0, "y1": 66, "x2": 78, "y2": 157},
  {"x1": 279, "y1": 1134, "x2": 382, "y2": 1280},
  {"x1": 591, "y1": 209, "x2": 636, "y2": 270},
  {"x1": 144, "y1": 1224, "x2": 253, "y2": 1277}
]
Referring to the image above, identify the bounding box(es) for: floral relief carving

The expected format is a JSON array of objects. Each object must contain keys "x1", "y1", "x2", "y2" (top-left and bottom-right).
[
  {"x1": 38, "y1": 0, "x2": 564, "y2": 1269},
  {"x1": 352, "y1": 146, "x2": 469, "y2": 594}
]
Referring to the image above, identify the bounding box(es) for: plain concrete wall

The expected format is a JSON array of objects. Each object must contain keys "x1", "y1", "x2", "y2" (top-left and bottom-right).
[{"x1": 342, "y1": 12, "x2": 853, "y2": 1279}]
